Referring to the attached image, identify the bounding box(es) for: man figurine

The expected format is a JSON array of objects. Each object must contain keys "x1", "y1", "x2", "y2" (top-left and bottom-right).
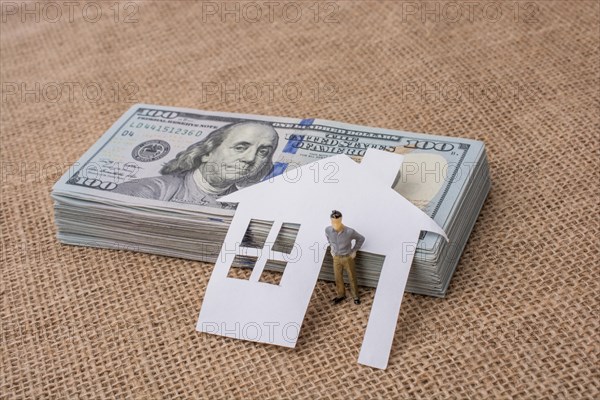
[{"x1": 325, "y1": 210, "x2": 365, "y2": 305}]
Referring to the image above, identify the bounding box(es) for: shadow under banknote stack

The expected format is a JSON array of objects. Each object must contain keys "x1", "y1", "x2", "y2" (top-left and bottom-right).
[{"x1": 52, "y1": 104, "x2": 490, "y2": 297}]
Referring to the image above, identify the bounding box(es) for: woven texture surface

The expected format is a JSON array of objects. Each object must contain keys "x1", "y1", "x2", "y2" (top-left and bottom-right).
[{"x1": 1, "y1": 1, "x2": 599, "y2": 398}]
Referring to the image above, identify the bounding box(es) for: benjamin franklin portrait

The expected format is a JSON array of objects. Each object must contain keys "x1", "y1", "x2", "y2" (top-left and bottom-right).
[{"x1": 113, "y1": 122, "x2": 279, "y2": 207}]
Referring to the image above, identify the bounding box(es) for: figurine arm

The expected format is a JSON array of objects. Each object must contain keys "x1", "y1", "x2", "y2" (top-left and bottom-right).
[
  {"x1": 350, "y1": 230, "x2": 365, "y2": 258},
  {"x1": 353, "y1": 231, "x2": 365, "y2": 250},
  {"x1": 325, "y1": 228, "x2": 336, "y2": 256}
]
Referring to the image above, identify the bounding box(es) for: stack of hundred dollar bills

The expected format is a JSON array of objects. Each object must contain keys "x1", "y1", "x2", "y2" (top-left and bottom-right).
[{"x1": 52, "y1": 104, "x2": 490, "y2": 297}]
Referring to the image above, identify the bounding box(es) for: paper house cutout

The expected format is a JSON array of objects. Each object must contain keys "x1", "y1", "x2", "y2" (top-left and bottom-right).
[{"x1": 196, "y1": 149, "x2": 447, "y2": 369}]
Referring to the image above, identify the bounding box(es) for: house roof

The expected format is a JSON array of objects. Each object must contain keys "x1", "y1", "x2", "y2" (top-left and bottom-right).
[{"x1": 220, "y1": 150, "x2": 448, "y2": 241}]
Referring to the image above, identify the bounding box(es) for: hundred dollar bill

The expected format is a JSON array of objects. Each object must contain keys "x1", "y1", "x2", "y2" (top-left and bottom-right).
[{"x1": 53, "y1": 104, "x2": 485, "y2": 252}]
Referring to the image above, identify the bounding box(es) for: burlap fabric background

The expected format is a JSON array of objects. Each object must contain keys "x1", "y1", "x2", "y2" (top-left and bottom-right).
[{"x1": 1, "y1": 0, "x2": 598, "y2": 398}]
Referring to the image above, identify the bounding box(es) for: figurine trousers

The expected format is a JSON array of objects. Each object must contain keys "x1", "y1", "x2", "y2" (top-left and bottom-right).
[{"x1": 333, "y1": 255, "x2": 359, "y2": 299}]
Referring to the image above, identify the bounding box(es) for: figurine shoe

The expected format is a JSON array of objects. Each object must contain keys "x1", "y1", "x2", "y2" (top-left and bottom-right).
[{"x1": 332, "y1": 296, "x2": 346, "y2": 304}]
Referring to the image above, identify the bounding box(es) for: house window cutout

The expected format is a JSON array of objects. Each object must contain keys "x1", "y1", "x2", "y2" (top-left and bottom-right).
[
  {"x1": 241, "y1": 219, "x2": 274, "y2": 249},
  {"x1": 272, "y1": 223, "x2": 300, "y2": 254},
  {"x1": 258, "y1": 260, "x2": 287, "y2": 285},
  {"x1": 227, "y1": 255, "x2": 257, "y2": 280},
  {"x1": 229, "y1": 221, "x2": 300, "y2": 285}
]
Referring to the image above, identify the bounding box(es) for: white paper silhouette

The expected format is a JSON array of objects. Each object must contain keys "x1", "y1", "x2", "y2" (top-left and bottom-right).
[{"x1": 196, "y1": 149, "x2": 447, "y2": 369}]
